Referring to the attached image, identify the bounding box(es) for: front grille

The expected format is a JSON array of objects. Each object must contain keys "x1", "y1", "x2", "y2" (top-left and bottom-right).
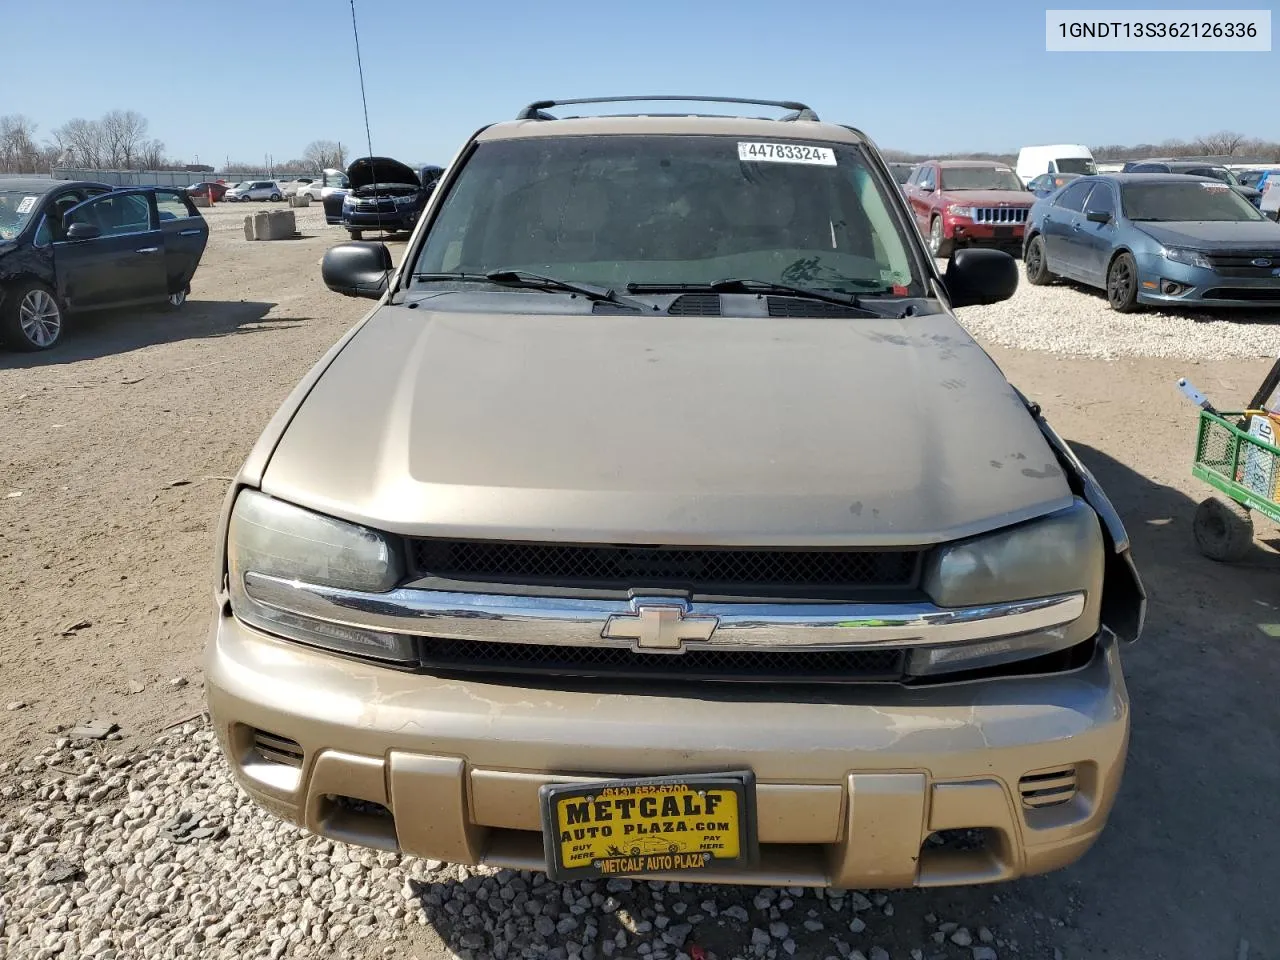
[
  {"x1": 355, "y1": 199, "x2": 396, "y2": 212},
  {"x1": 251, "y1": 730, "x2": 303, "y2": 768},
  {"x1": 972, "y1": 207, "x2": 1029, "y2": 224},
  {"x1": 1203, "y1": 287, "x2": 1280, "y2": 301},
  {"x1": 1204, "y1": 251, "x2": 1280, "y2": 277},
  {"x1": 668, "y1": 294, "x2": 722, "y2": 316},
  {"x1": 411, "y1": 540, "x2": 921, "y2": 595},
  {"x1": 767, "y1": 297, "x2": 866, "y2": 318},
  {"x1": 415, "y1": 636, "x2": 904, "y2": 684},
  {"x1": 1019, "y1": 766, "x2": 1077, "y2": 808}
]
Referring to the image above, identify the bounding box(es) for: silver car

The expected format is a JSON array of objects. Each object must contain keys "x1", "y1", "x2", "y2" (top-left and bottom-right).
[{"x1": 225, "y1": 180, "x2": 283, "y2": 202}]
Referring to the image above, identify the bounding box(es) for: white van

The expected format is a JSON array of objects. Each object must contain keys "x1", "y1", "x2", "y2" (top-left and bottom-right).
[{"x1": 1016, "y1": 145, "x2": 1097, "y2": 185}]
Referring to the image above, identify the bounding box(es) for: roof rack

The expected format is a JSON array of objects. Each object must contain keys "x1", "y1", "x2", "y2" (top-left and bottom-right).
[{"x1": 516, "y1": 96, "x2": 819, "y2": 122}]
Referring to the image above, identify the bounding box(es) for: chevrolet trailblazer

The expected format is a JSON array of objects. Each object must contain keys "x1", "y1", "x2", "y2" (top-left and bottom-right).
[{"x1": 206, "y1": 96, "x2": 1144, "y2": 888}]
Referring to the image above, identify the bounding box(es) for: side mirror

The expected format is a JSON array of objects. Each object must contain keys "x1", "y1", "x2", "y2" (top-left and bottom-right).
[
  {"x1": 66, "y1": 222, "x2": 100, "y2": 241},
  {"x1": 944, "y1": 248, "x2": 1018, "y2": 308},
  {"x1": 1086, "y1": 210, "x2": 1112, "y2": 224},
  {"x1": 321, "y1": 241, "x2": 393, "y2": 299}
]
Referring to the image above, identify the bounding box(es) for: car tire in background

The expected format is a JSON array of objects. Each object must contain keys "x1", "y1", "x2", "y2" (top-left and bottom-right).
[
  {"x1": 1024, "y1": 235, "x2": 1054, "y2": 285},
  {"x1": 1106, "y1": 252, "x2": 1139, "y2": 312},
  {"x1": 1193, "y1": 496, "x2": 1253, "y2": 562},
  {"x1": 1, "y1": 280, "x2": 64, "y2": 351},
  {"x1": 271, "y1": 193, "x2": 281, "y2": 202},
  {"x1": 929, "y1": 217, "x2": 952, "y2": 259},
  {"x1": 166, "y1": 288, "x2": 189, "y2": 311}
]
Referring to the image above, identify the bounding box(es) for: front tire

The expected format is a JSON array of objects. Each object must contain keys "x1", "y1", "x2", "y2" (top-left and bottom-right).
[
  {"x1": 1194, "y1": 496, "x2": 1253, "y2": 562},
  {"x1": 270, "y1": 193, "x2": 281, "y2": 202},
  {"x1": 1107, "y1": 252, "x2": 1140, "y2": 312},
  {"x1": 1, "y1": 280, "x2": 64, "y2": 351},
  {"x1": 928, "y1": 217, "x2": 952, "y2": 259},
  {"x1": 166, "y1": 288, "x2": 188, "y2": 311},
  {"x1": 1024, "y1": 235, "x2": 1054, "y2": 285}
]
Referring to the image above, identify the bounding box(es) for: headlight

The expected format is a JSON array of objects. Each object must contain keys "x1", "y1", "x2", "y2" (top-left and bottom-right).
[
  {"x1": 910, "y1": 499, "x2": 1104, "y2": 676},
  {"x1": 227, "y1": 491, "x2": 414, "y2": 662},
  {"x1": 946, "y1": 205, "x2": 975, "y2": 219},
  {"x1": 342, "y1": 196, "x2": 355, "y2": 208},
  {"x1": 1162, "y1": 247, "x2": 1212, "y2": 269}
]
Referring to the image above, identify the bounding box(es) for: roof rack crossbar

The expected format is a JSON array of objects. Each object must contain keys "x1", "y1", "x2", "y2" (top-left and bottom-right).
[{"x1": 516, "y1": 96, "x2": 819, "y2": 122}]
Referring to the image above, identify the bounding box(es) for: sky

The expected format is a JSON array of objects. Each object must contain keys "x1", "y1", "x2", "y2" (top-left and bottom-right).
[{"x1": 5, "y1": 0, "x2": 1276, "y2": 168}]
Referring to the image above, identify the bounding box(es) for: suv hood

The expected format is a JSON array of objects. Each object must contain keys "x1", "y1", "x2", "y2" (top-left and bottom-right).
[
  {"x1": 942, "y1": 189, "x2": 1034, "y2": 206},
  {"x1": 346, "y1": 156, "x2": 420, "y2": 190},
  {"x1": 1136, "y1": 220, "x2": 1280, "y2": 250},
  {"x1": 261, "y1": 304, "x2": 1072, "y2": 545}
]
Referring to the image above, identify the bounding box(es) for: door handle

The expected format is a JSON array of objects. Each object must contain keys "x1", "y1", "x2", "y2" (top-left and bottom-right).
[
  {"x1": 178, "y1": 229, "x2": 201, "y2": 236},
  {"x1": 135, "y1": 246, "x2": 160, "y2": 254}
]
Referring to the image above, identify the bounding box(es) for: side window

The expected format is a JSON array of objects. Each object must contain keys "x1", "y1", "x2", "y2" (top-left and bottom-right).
[
  {"x1": 44, "y1": 191, "x2": 85, "y2": 242},
  {"x1": 156, "y1": 191, "x2": 192, "y2": 221},
  {"x1": 1085, "y1": 183, "x2": 1115, "y2": 217},
  {"x1": 1054, "y1": 181, "x2": 1094, "y2": 212},
  {"x1": 67, "y1": 193, "x2": 153, "y2": 237},
  {"x1": 919, "y1": 167, "x2": 936, "y2": 190}
]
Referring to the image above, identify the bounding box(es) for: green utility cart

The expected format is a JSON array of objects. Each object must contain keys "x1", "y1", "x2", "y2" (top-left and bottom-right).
[{"x1": 1181, "y1": 360, "x2": 1280, "y2": 562}]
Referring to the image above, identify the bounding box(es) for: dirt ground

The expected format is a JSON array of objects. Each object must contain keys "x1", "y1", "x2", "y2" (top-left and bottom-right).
[{"x1": 2, "y1": 203, "x2": 1279, "y2": 959}]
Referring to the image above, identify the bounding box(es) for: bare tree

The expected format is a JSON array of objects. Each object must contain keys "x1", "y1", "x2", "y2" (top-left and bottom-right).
[
  {"x1": 138, "y1": 139, "x2": 167, "y2": 170},
  {"x1": 100, "y1": 109, "x2": 149, "y2": 168},
  {"x1": 1195, "y1": 130, "x2": 1246, "y2": 157},
  {"x1": 302, "y1": 140, "x2": 346, "y2": 173},
  {"x1": 53, "y1": 118, "x2": 106, "y2": 167},
  {"x1": 0, "y1": 114, "x2": 42, "y2": 172}
]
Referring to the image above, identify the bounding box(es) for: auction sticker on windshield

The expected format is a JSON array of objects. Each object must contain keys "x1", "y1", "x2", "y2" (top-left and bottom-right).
[
  {"x1": 540, "y1": 772, "x2": 757, "y2": 881},
  {"x1": 16, "y1": 196, "x2": 37, "y2": 214},
  {"x1": 738, "y1": 142, "x2": 837, "y2": 166}
]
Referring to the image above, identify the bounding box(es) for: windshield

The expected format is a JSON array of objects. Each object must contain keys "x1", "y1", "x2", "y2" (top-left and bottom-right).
[
  {"x1": 0, "y1": 190, "x2": 44, "y2": 240},
  {"x1": 1122, "y1": 181, "x2": 1265, "y2": 222},
  {"x1": 1056, "y1": 157, "x2": 1096, "y2": 175},
  {"x1": 938, "y1": 166, "x2": 1024, "y2": 191},
  {"x1": 889, "y1": 164, "x2": 912, "y2": 184},
  {"x1": 412, "y1": 135, "x2": 918, "y2": 295}
]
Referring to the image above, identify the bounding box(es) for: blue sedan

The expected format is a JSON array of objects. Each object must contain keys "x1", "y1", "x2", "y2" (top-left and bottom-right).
[{"x1": 1023, "y1": 173, "x2": 1280, "y2": 311}]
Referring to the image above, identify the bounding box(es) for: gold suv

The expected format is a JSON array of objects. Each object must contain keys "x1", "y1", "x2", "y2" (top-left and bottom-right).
[{"x1": 206, "y1": 96, "x2": 1145, "y2": 888}]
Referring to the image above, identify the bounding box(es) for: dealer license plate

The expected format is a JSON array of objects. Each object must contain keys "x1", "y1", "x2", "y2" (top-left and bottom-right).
[{"x1": 539, "y1": 771, "x2": 757, "y2": 881}]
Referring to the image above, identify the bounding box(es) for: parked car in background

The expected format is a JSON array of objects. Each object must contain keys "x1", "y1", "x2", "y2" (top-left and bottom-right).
[
  {"x1": 0, "y1": 179, "x2": 209, "y2": 350},
  {"x1": 1236, "y1": 168, "x2": 1279, "y2": 189},
  {"x1": 1016, "y1": 144, "x2": 1096, "y2": 185},
  {"x1": 187, "y1": 181, "x2": 229, "y2": 202},
  {"x1": 1027, "y1": 172, "x2": 1081, "y2": 199},
  {"x1": 340, "y1": 158, "x2": 445, "y2": 239},
  {"x1": 1023, "y1": 173, "x2": 1280, "y2": 312},
  {"x1": 904, "y1": 160, "x2": 1034, "y2": 257},
  {"x1": 208, "y1": 96, "x2": 1144, "y2": 889},
  {"x1": 301, "y1": 169, "x2": 350, "y2": 202},
  {"x1": 225, "y1": 181, "x2": 284, "y2": 202},
  {"x1": 283, "y1": 178, "x2": 315, "y2": 198},
  {"x1": 1120, "y1": 160, "x2": 1262, "y2": 207},
  {"x1": 886, "y1": 162, "x2": 914, "y2": 186}
]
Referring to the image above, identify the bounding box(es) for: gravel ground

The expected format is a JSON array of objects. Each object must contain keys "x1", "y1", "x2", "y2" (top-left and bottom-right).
[
  {"x1": 0, "y1": 723, "x2": 1022, "y2": 960},
  {"x1": 956, "y1": 272, "x2": 1280, "y2": 360},
  {"x1": 2, "y1": 212, "x2": 1279, "y2": 960}
]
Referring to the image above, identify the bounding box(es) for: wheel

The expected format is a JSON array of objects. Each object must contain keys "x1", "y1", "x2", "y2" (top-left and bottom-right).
[
  {"x1": 928, "y1": 217, "x2": 952, "y2": 259},
  {"x1": 1106, "y1": 252, "x2": 1140, "y2": 312},
  {"x1": 166, "y1": 288, "x2": 188, "y2": 311},
  {"x1": 1193, "y1": 496, "x2": 1254, "y2": 562},
  {"x1": 1, "y1": 280, "x2": 64, "y2": 351},
  {"x1": 667, "y1": 843, "x2": 679, "y2": 853},
  {"x1": 1024, "y1": 235, "x2": 1054, "y2": 285},
  {"x1": 629, "y1": 845, "x2": 641, "y2": 856},
  {"x1": 270, "y1": 193, "x2": 281, "y2": 202},
  {"x1": 348, "y1": 230, "x2": 363, "y2": 241}
]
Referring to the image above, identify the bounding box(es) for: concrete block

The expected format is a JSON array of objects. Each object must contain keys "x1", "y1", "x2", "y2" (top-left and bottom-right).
[{"x1": 243, "y1": 215, "x2": 255, "y2": 241}]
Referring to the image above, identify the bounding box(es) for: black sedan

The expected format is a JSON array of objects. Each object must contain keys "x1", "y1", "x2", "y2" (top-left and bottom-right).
[{"x1": 0, "y1": 179, "x2": 209, "y2": 350}]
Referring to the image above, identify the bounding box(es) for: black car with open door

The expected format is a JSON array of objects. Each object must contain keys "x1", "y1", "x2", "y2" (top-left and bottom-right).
[{"x1": 0, "y1": 180, "x2": 209, "y2": 351}]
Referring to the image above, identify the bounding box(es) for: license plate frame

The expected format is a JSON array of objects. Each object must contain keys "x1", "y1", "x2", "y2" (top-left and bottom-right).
[{"x1": 539, "y1": 770, "x2": 757, "y2": 881}]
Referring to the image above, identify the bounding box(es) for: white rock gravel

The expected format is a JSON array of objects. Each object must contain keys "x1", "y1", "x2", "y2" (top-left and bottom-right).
[
  {"x1": 953, "y1": 272, "x2": 1280, "y2": 361},
  {"x1": 0, "y1": 723, "x2": 1015, "y2": 960}
]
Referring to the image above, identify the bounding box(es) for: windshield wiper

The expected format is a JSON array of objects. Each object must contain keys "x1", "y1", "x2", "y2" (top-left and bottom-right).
[
  {"x1": 627, "y1": 279, "x2": 893, "y2": 314},
  {"x1": 484, "y1": 269, "x2": 645, "y2": 310}
]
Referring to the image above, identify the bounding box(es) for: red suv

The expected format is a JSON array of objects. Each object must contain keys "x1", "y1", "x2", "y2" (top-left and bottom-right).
[{"x1": 904, "y1": 160, "x2": 1033, "y2": 258}]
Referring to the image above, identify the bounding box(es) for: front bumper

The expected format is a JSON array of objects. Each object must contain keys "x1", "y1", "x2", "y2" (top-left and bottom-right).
[
  {"x1": 946, "y1": 220, "x2": 1026, "y2": 247},
  {"x1": 342, "y1": 210, "x2": 416, "y2": 231},
  {"x1": 206, "y1": 613, "x2": 1129, "y2": 888},
  {"x1": 1133, "y1": 252, "x2": 1280, "y2": 307}
]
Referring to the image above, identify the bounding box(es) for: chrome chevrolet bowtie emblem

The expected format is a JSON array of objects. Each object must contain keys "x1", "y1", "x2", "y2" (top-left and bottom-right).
[{"x1": 602, "y1": 600, "x2": 718, "y2": 652}]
